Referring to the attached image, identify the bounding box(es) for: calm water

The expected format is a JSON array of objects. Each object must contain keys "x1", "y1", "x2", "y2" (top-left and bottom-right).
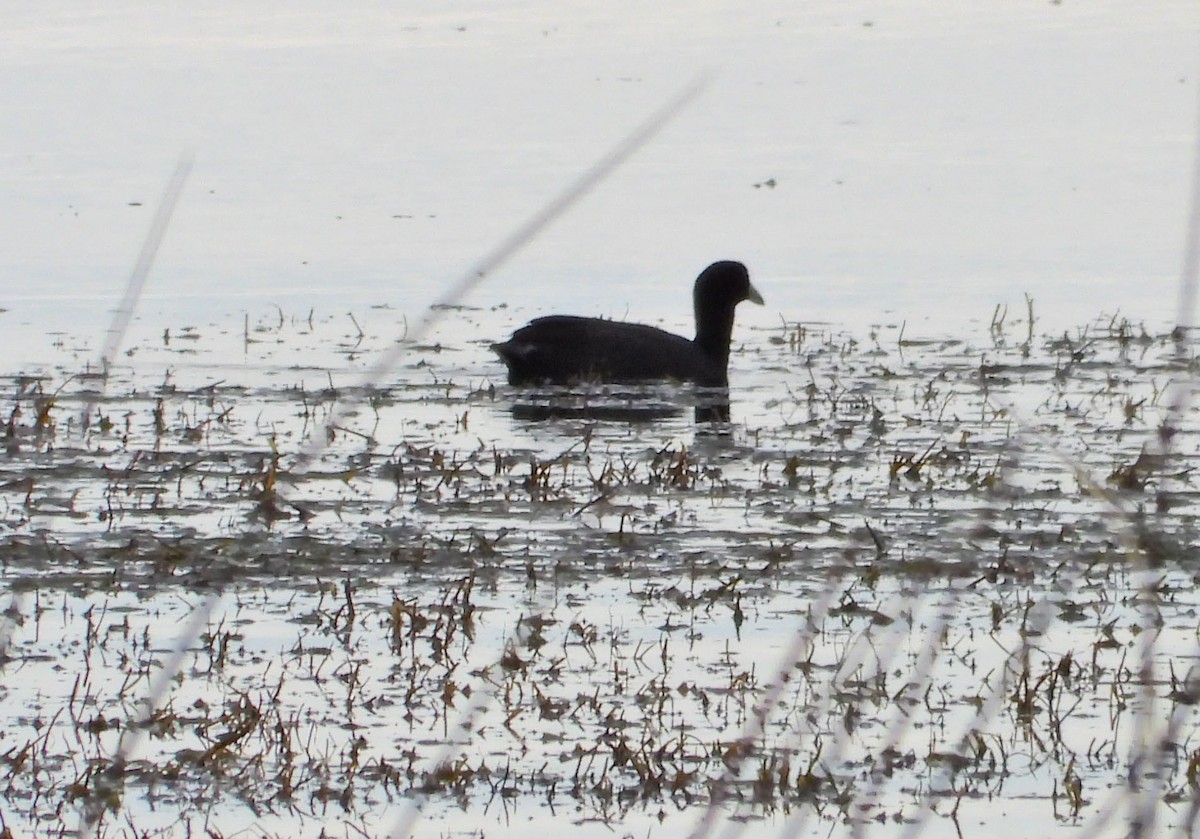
[{"x1": 3, "y1": 2, "x2": 1199, "y2": 331}]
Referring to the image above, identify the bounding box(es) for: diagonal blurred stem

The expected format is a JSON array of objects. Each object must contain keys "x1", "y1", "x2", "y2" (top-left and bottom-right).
[
  {"x1": 385, "y1": 73, "x2": 713, "y2": 839},
  {"x1": 83, "y1": 152, "x2": 193, "y2": 432},
  {"x1": 686, "y1": 575, "x2": 845, "y2": 839},
  {"x1": 99, "y1": 152, "x2": 194, "y2": 376},
  {"x1": 1173, "y1": 49, "x2": 1200, "y2": 341},
  {"x1": 74, "y1": 73, "x2": 711, "y2": 839},
  {"x1": 77, "y1": 592, "x2": 221, "y2": 835},
  {"x1": 1132, "y1": 44, "x2": 1200, "y2": 839},
  {"x1": 287, "y1": 71, "x2": 712, "y2": 479}
]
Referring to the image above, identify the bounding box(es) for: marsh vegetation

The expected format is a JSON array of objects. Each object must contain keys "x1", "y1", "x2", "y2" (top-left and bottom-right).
[{"x1": 1, "y1": 302, "x2": 1197, "y2": 838}]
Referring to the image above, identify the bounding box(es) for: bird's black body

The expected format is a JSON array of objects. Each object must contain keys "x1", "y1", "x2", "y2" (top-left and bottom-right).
[{"x1": 493, "y1": 261, "x2": 762, "y2": 388}]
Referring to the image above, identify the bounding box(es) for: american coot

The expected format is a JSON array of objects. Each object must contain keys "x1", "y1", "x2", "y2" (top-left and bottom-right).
[{"x1": 493, "y1": 261, "x2": 763, "y2": 387}]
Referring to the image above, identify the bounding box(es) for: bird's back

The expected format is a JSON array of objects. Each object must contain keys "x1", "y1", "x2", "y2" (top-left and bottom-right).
[{"x1": 493, "y1": 316, "x2": 723, "y2": 385}]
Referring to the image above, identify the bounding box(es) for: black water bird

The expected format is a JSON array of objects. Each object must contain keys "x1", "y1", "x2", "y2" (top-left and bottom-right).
[{"x1": 493, "y1": 261, "x2": 763, "y2": 387}]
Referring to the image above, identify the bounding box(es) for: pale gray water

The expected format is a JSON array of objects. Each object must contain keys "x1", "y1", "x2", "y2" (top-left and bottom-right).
[{"x1": 3, "y1": 2, "x2": 1198, "y2": 331}]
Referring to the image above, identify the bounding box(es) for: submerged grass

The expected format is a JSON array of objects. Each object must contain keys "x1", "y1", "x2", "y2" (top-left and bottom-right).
[{"x1": 1, "y1": 303, "x2": 1198, "y2": 838}]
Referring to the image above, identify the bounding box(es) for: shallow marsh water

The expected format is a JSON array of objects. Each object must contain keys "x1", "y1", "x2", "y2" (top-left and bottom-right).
[
  {"x1": 4, "y1": 2, "x2": 1200, "y2": 837},
  {"x1": 2, "y1": 302, "x2": 1200, "y2": 838}
]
